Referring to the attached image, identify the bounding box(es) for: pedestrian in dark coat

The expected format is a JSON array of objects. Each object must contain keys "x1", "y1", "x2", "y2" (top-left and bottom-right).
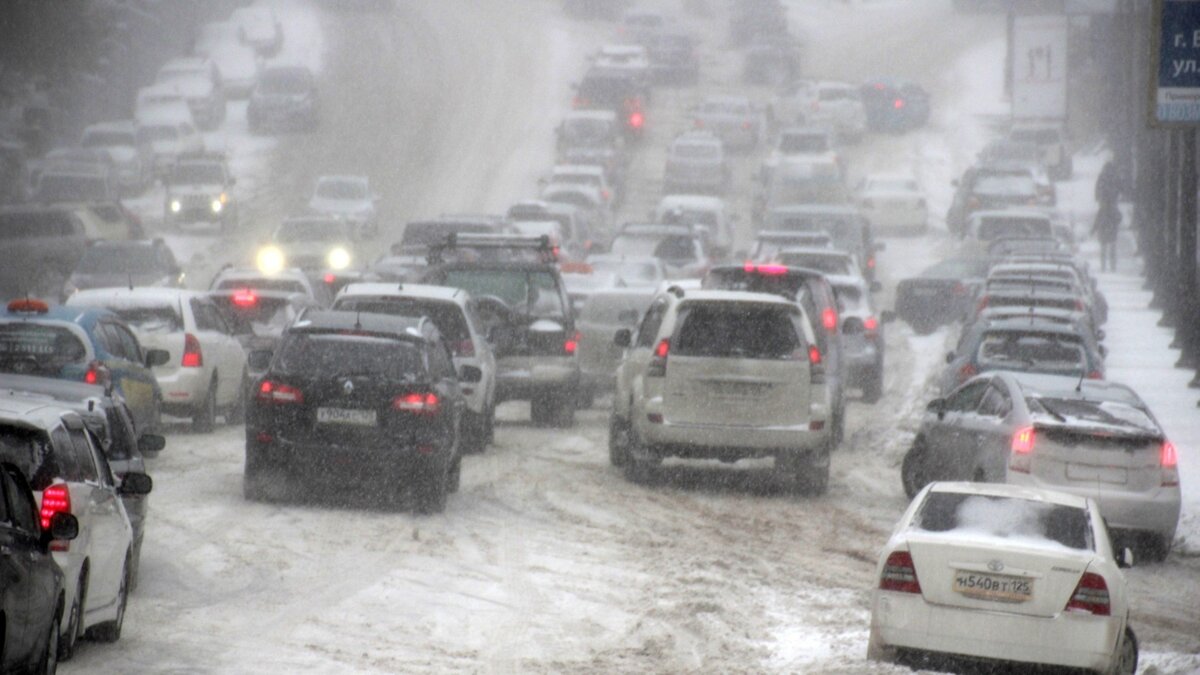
[{"x1": 1093, "y1": 200, "x2": 1121, "y2": 272}]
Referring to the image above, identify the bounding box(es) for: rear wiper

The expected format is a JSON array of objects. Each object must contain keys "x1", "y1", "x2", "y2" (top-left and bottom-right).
[{"x1": 1034, "y1": 398, "x2": 1069, "y2": 423}]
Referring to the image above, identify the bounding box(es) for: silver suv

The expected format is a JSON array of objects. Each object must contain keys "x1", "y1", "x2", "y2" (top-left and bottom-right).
[{"x1": 609, "y1": 287, "x2": 832, "y2": 493}]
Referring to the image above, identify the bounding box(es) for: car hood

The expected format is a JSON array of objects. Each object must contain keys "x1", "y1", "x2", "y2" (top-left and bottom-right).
[{"x1": 169, "y1": 183, "x2": 224, "y2": 196}]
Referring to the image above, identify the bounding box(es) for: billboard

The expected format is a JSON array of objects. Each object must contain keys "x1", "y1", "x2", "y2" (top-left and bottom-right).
[
  {"x1": 1011, "y1": 15, "x2": 1069, "y2": 120},
  {"x1": 1153, "y1": 0, "x2": 1200, "y2": 125}
]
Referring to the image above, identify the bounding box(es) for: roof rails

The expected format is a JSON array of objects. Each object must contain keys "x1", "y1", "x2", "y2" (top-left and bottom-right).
[
  {"x1": 665, "y1": 285, "x2": 686, "y2": 299},
  {"x1": 425, "y1": 232, "x2": 557, "y2": 265}
]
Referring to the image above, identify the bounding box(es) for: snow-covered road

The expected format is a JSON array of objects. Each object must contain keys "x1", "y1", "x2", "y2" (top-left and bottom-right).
[{"x1": 61, "y1": 0, "x2": 1200, "y2": 672}]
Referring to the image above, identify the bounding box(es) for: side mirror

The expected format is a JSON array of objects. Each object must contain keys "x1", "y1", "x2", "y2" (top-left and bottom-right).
[
  {"x1": 43, "y1": 511, "x2": 79, "y2": 547},
  {"x1": 613, "y1": 328, "x2": 632, "y2": 348},
  {"x1": 138, "y1": 434, "x2": 166, "y2": 454},
  {"x1": 870, "y1": 281, "x2": 883, "y2": 293},
  {"x1": 881, "y1": 309, "x2": 897, "y2": 323},
  {"x1": 118, "y1": 471, "x2": 153, "y2": 496},
  {"x1": 925, "y1": 397, "x2": 944, "y2": 413},
  {"x1": 145, "y1": 348, "x2": 170, "y2": 368},
  {"x1": 458, "y1": 365, "x2": 483, "y2": 384},
  {"x1": 247, "y1": 349, "x2": 273, "y2": 371},
  {"x1": 1117, "y1": 547, "x2": 1134, "y2": 569}
]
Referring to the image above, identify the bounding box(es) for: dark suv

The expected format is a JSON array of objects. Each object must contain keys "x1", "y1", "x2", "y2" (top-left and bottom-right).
[
  {"x1": 421, "y1": 235, "x2": 581, "y2": 427},
  {"x1": 244, "y1": 312, "x2": 471, "y2": 513}
]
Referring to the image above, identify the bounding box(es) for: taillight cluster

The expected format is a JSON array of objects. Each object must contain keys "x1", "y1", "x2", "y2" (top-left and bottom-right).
[
  {"x1": 879, "y1": 551, "x2": 921, "y2": 594},
  {"x1": 392, "y1": 392, "x2": 441, "y2": 415},
  {"x1": 564, "y1": 331, "x2": 580, "y2": 356},
  {"x1": 83, "y1": 361, "x2": 110, "y2": 386},
  {"x1": 808, "y1": 345, "x2": 825, "y2": 385},
  {"x1": 647, "y1": 338, "x2": 669, "y2": 377},
  {"x1": 1161, "y1": 440, "x2": 1180, "y2": 487},
  {"x1": 257, "y1": 380, "x2": 304, "y2": 404},
  {"x1": 40, "y1": 483, "x2": 71, "y2": 551},
  {"x1": 1009, "y1": 425, "x2": 1035, "y2": 473},
  {"x1": 1065, "y1": 572, "x2": 1110, "y2": 615},
  {"x1": 182, "y1": 333, "x2": 203, "y2": 368},
  {"x1": 822, "y1": 307, "x2": 837, "y2": 332}
]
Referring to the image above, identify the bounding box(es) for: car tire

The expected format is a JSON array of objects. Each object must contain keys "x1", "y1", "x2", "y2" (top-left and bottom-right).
[
  {"x1": 862, "y1": 367, "x2": 884, "y2": 404},
  {"x1": 226, "y1": 372, "x2": 247, "y2": 425},
  {"x1": 192, "y1": 379, "x2": 218, "y2": 433},
  {"x1": 622, "y1": 430, "x2": 660, "y2": 485},
  {"x1": 901, "y1": 442, "x2": 929, "y2": 499},
  {"x1": 576, "y1": 385, "x2": 595, "y2": 410},
  {"x1": 1110, "y1": 626, "x2": 1138, "y2": 675},
  {"x1": 242, "y1": 445, "x2": 271, "y2": 502},
  {"x1": 129, "y1": 534, "x2": 143, "y2": 593},
  {"x1": 1138, "y1": 532, "x2": 1171, "y2": 563},
  {"x1": 608, "y1": 414, "x2": 630, "y2": 467},
  {"x1": 58, "y1": 569, "x2": 85, "y2": 661},
  {"x1": 40, "y1": 605, "x2": 60, "y2": 675},
  {"x1": 781, "y1": 444, "x2": 830, "y2": 497},
  {"x1": 414, "y1": 461, "x2": 449, "y2": 514},
  {"x1": 86, "y1": 557, "x2": 128, "y2": 643}
]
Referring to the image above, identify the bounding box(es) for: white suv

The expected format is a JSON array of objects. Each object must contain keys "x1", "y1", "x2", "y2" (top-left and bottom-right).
[
  {"x1": 608, "y1": 288, "x2": 832, "y2": 493},
  {"x1": 333, "y1": 283, "x2": 497, "y2": 452}
]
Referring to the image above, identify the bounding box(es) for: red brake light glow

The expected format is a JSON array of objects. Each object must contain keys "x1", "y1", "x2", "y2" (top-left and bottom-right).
[
  {"x1": 654, "y1": 338, "x2": 670, "y2": 359},
  {"x1": 863, "y1": 316, "x2": 879, "y2": 332},
  {"x1": 392, "y1": 392, "x2": 440, "y2": 415},
  {"x1": 1162, "y1": 440, "x2": 1180, "y2": 487},
  {"x1": 958, "y1": 363, "x2": 977, "y2": 380},
  {"x1": 40, "y1": 482, "x2": 71, "y2": 532},
  {"x1": 880, "y1": 551, "x2": 921, "y2": 594},
  {"x1": 564, "y1": 331, "x2": 580, "y2": 356},
  {"x1": 231, "y1": 289, "x2": 258, "y2": 307},
  {"x1": 1012, "y1": 426, "x2": 1035, "y2": 454},
  {"x1": 867, "y1": 255, "x2": 876, "y2": 270},
  {"x1": 323, "y1": 273, "x2": 336, "y2": 284},
  {"x1": 181, "y1": 333, "x2": 203, "y2": 368},
  {"x1": 808, "y1": 345, "x2": 822, "y2": 365},
  {"x1": 822, "y1": 307, "x2": 837, "y2": 332},
  {"x1": 257, "y1": 380, "x2": 304, "y2": 404},
  {"x1": 628, "y1": 111, "x2": 644, "y2": 129},
  {"x1": 893, "y1": 98, "x2": 906, "y2": 109},
  {"x1": 1065, "y1": 572, "x2": 1110, "y2": 615}
]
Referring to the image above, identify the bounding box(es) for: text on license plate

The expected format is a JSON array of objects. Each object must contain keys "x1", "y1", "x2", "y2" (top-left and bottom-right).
[
  {"x1": 316, "y1": 407, "x2": 378, "y2": 426},
  {"x1": 952, "y1": 571, "x2": 1032, "y2": 603}
]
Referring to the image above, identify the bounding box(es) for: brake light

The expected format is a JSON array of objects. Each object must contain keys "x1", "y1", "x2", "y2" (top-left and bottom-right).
[
  {"x1": 1065, "y1": 572, "x2": 1110, "y2": 615},
  {"x1": 601, "y1": 189, "x2": 611, "y2": 202},
  {"x1": 808, "y1": 344, "x2": 826, "y2": 385},
  {"x1": 1075, "y1": 299, "x2": 1084, "y2": 311},
  {"x1": 867, "y1": 255, "x2": 876, "y2": 270},
  {"x1": 808, "y1": 345, "x2": 822, "y2": 365},
  {"x1": 628, "y1": 111, "x2": 644, "y2": 129},
  {"x1": 231, "y1": 289, "x2": 258, "y2": 307},
  {"x1": 392, "y1": 392, "x2": 440, "y2": 415},
  {"x1": 180, "y1": 333, "x2": 203, "y2": 368},
  {"x1": 648, "y1": 338, "x2": 669, "y2": 377},
  {"x1": 1010, "y1": 425, "x2": 1035, "y2": 473},
  {"x1": 1161, "y1": 440, "x2": 1180, "y2": 487},
  {"x1": 864, "y1": 316, "x2": 879, "y2": 332},
  {"x1": 257, "y1": 380, "x2": 304, "y2": 404},
  {"x1": 1087, "y1": 370, "x2": 1103, "y2": 380},
  {"x1": 967, "y1": 196, "x2": 981, "y2": 210},
  {"x1": 564, "y1": 331, "x2": 580, "y2": 355},
  {"x1": 323, "y1": 273, "x2": 336, "y2": 284},
  {"x1": 880, "y1": 551, "x2": 921, "y2": 594},
  {"x1": 83, "y1": 361, "x2": 110, "y2": 386},
  {"x1": 40, "y1": 482, "x2": 70, "y2": 531},
  {"x1": 958, "y1": 363, "x2": 977, "y2": 380},
  {"x1": 822, "y1": 307, "x2": 837, "y2": 332},
  {"x1": 893, "y1": 98, "x2": 905, "y2": 109},
  {"x1": 744, "y1": 262, "x2": 787, "y2": 276},
  {"x1": 456, "y1": 339, "x2": 475, "y2": 357}
]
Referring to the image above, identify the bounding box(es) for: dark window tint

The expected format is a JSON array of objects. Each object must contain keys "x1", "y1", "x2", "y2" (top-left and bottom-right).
[
  {"x1": 674, "y1": 303, "x2": 800, "y2": 359},
  {"x1": 0, "y1": 425, "x2": 58, "y2": 491},
  {"x1": 945, "y1": 379, "x2": 988, "y2": 412},
  {"x1": 68, "y1": 429, "x2": 99, "y2": 483},
  {"x1": 76, "y1": 245, "x2": 166, "y2": 274},
  {"x1": 635, "y1": 301, "x2": 667, "y2": 348},
  {"x1": 215, "y1": 278, "x2": 306, "y2": 294},
  {"x1": 193, "y1": 300, "x2": 230, "y2": 334},
  {"x1": 333, "y1": 298, "x2": 469, "y2": 342},
  {"x1": 113, "y1": 307, "x2": 182, "y2": 334},
  {"x1": 977, "y1": 385, "x2": 1011, "y2": 417},
  {"x1": 3, "y1": 466, "x2": 37, "y2": 533},
  {"x1": 275, "y1": 333, "x2": 424, "y2": 379},
  {"x1": 439, "y1": 270, "x2": 566, "y2": 319},
  {"x1": 0, "y1": 323, "x2": 88, "y2": 372},
  {"x1": 914, "y1": 492, "x2": 1091, "y2": 551}
]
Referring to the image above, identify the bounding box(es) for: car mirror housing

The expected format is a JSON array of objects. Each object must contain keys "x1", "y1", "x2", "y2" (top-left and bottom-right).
[
  {"x1": 613, "y1": 328, "x2": 632, "y2": 348},
  {"x1": 138, "y1": 434, "x2": 166, "y2": 454},
  {"x1": 145, "y1": 348, "x2": 171, "y2": 368},
  {"x1": 119, "y1": 472, "x2": 153, "y2": 496},
  {"x1": 458, "y1": 365, "x2": 483, "y2": 384},
  {"x1": 44, "y1": 512, "x2": 79, "y2": 546}
]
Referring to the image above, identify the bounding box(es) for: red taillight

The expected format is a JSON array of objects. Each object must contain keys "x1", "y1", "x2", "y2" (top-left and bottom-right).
[
  {"x1": 863, "y1": 316, "x2": 879, "y2": 332},
  {"x1": 648, "y1": 338, "x2": 669, "y2": 377},
  {"x1": 867, "y1": 255, "x2": 876, "y2": 270},
  {"x1": 893, "y1": 98, "x2": 905, "y2": 109},
  {"x1": 1010, "y1": 425, "x2": 1035, "y2": 473},
  {"x1": 84, "y1": 367, "x2": 98, "y2": 384},
  {"x1": 564, "y1": 331, "x2": 580, "y2": 355},
  {"x1": 1162, "y1": 440, "x2": 1180, "y2": 487},
  {"x1": 743, "y1": 262, "x2": 788, "y2": 276},
  {"x1": 257, "y1": 380, "x2": 304, "y2": 404},
  {"x1": 601, "y1": 189, "x2": 611, "y2": 202},
  {"x1": 1065, "y1": 572, "x2": 1110, "y2": 616},
  {"x1": 967, "y1": 196, "x2": 981, "y2": 210},
  {"x1": 83, "y1": 361, "x2": 109, "y2": 386},
  {"x1": 808, "y1": 345, "x2": 822, "y2": 365},
  {"x1": 181, "y1": 333, "x2": 203, "y2": 368},
  {"x1": 456, "y1": 339, "x2": 475, "y2": 357},
  {"x1": 822, "y1": 307, "x2": 837, "y2": 332},
  {"x1": 40, "y1": 482, "x2": 71, "y2": 532},
  {"x1": 231, "y1": 289, "x2": 258, "y2": 307},
  {"x1": 880, "y1": 551, "x2": 921, "y2": 594},
  {"x1": 958, "y1": 363, "x2": 977, "y2": 380},
  {"x1": 654, "y1": 338, "x2": 669, "y2": 358},
  {"x1": 628, "y1": 111, "x2": 644, "y2": 129},
  {"x1": 1087, "y1": 370, "x2": 1103, "y2": 380},
  {"x1": 392, "y1": 392, "x2": 440, "y2": 415},
  {"x1": 323, "y1": 273, "x2": 336, "y2": 284}
]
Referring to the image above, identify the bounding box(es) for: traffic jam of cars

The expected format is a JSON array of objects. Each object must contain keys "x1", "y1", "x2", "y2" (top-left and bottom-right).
[{"x1": 0, "y1": 0, "x2": 1195, "y2": 673}]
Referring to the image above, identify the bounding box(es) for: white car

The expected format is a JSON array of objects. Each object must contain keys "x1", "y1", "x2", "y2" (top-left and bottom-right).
[
  {"x1": 594, "y1": 44, "x2": 651, "y2": 85},
  {"x1": 194, "y1": 38, "x2": 260, "y2": 99},
  {"x1": 774, "y1": 79, "x2": 867, "y2": 142},
  {"x1": 332, "y1": 283, "x2": 498, "y2": 452},
  {"x1": 265, "y1": 216, "x2": 359, "y2": 273},
  {"x1": 585, "y1": 253, "x2": 667, "y2": 289},
  {"x1": 0, "y1": 396, "x2": 152, "y2": 659},
  {"x1": 80, "y1": 121, "x2": 150, "y2": 194},
  {"x1": 855, "y1": 173, "x2": 928, "y2": 235},
  {"x1": 66, "y1": 289, "x2": 249, "y2": 432},
  {"x1": 869, "y1": 481, "x2": 1138, "y2": 675},
  {"x1": 655, "y1": 194, "x2": 735, "y2": 258},
  {"x1": 608, "y1": 288, "x2": 832, "y2": 491},
  {"x1": 308, "y1": 175, "x2": 378, "y2": 236},
  {"x1": 542, "y1": 164, "x2": 616, "y2": 208},
  {"x1": 209, "y1": 266, "x2": 333, "y2": 307}
]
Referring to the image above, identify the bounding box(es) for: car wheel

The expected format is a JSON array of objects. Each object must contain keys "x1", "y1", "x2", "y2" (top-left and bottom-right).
[
  {"x1": 1110, "y1": 626, "x2": 1138, "y2": 675},
  {"x1": 226, "y1": 372, "x2": 247, "y2": 425},
  {"x1": 1138, "y1": 532, "x2": 1171, "y2": 563},
  {"x1": 782, "y1": 444, "x2": 830, "y2": 496},
  {"x1": 242, "y1": 445, "x2": 274, "y2": 502},
  {"x1": 530, "y1": 394, "x2": 554, "y2": 427},
  {"x1": 462, "y1": 411, "x2": 487, "y2": 454},
  {"x1": 58, "y1": 570, "x2": 85, "y2": 661},
  {"x1": 40, "y1": 606, "x2": 60, "y2": 675},
  {"x1": 86, "y1": 558, "x2": 128, "y2": 642},
  {"x1": 622, "y1": 429, "x2": 660, "y2": 485},
  {"x1": 862, "y1": 367, "x2": 884, "y2": 403},
  {"x1": 414, "y1": 460, "x2": 449, "y2": 514},
  {"x1": 901, "y1": 442, "x2": 929, "y2": 499},
  {"x1": 192, "y1": 379, "x2": 217, "y2": 433},
  {"x1": 608, "y1": 414, "x2": 630, "y2": 467}
]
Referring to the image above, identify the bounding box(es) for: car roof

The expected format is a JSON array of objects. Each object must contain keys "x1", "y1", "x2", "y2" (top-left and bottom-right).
[
  {"x1": 553, "y1": 164, "x2": 604, "y2": 175},
  {"x1": 658, "y1": 195, "x2": 724, "y2": 210},
  {"x1": 926, "y1": 481, "x2": 1089, "y2": 509},
  {"x1": 68, "y1": 287, "x2": 200, "y2": 307},
  {"x1": 0, "y1": 393, "x2": 79, "y2": 431},
  {"x1": 337, "y1": 282, "x2": 465, "y2": 303},
  {"x1": 1005, "y1": 372, "x2": 1141, "y2": 405},
  {"x1": 672, "y1": 289, "x2": 794, "y2": 307},
  {"x1": 980, "y1": 320, "x2": 1085, "y2": 337},
  {"x1": 292, "y1": 310, "x2": 435, "y2": 340},
  {"x1": 769, "y1": 204, "x2": 861, "y2": 217},
  {"x1": 84, "y1": 120, "x2": 136, "y2": 134}
]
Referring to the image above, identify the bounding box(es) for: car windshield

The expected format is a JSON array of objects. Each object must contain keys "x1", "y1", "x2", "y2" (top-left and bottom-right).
[
  {"x1": 34, "y1": 174, "x2": 107, "y2": 202},
  {"x1": 82, "y1": 131, "x2": 134, "y2": 148},
  {"x1": 110, "y1": 307, "x2": 183, "y2": 334},
  {"x1": 76, "y1": 246, "x2": 164, "y2": 274},
  {"x1": 0, "y1": 425, "x2": 60, "y2": 491},
  {"x1": 914, "y1": 493, "x2": 1092, "y2": 551},
  {"x1": 976, "y1": 332, "x2": 1086, "y2": 371},
  {"x1": 440, "y1": 269, "x2": 566, "y2": 318},
  {"x1": 779, "y1": 134, "x2": 828, "y2": 153},
  {"x1": 333, "y1": 298, "x2": 470, "y2": 342},
  {"x1": 276, "y1": 220, "x2": 347, "y2": 242},
  {"x1": 674, "y1": 303, "x2": 800, "y2": 359},
  {"x1": 610, "y1": 234, "x2": 697, "y2": 263},
  {"x1": 260, "y1": 69, "x2": 311, "y2": 94},
  {"x1": 171, "y1": 163, "x2": 223, "y2": 185},
  {"x1": 316, "y1": 180, "x2": 366, "y2": 200},
  {"x1": 977, "y1": 217, "x2": 1052, "y2": 240},
  {"x1": 0, "y1": 323, "x2": 88, "y2": 372},
  {"x1": 216, "y1": 278, "x2": 306, "y2": 294},
  {"x1": 275, "y1": 333, "x2": 423, "y2": 379}
]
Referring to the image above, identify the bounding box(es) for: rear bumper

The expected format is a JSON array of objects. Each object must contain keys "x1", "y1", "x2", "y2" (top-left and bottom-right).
[
  {"x1": 1007, "y1": 474, "x2": 1181, "y2": 539},
  {"x1": 157, "y1": 368, "x2": 210, "y2": 413},
  {"x1": 495, "y1": 357, "x2": 580, "y2": 401},
  {"x1": 638, "y1": 397, "x2": 829, "y2": 454},
  {"x1": 869, "y1": 591, "x2": 1120, "y2": 673},
  {"x1": 247, "y1": 435, "x2": 450, "y2": 480}
]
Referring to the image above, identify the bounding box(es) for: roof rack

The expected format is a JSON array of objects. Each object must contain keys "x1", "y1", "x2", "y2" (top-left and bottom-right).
[{"x1": 425, "y1": 232, "x2": 557, "y2": 265}]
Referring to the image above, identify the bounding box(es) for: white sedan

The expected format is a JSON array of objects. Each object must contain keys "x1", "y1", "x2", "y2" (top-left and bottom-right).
[
  {"x1": 869, "y1": 482, "x2": 1138, "y2": 675},
  {"x1": 66, "y1": 288, "x2": 249, "y2": 432},
  {"x1": 855, "y1": 173, "x2": 928, "y2": 235}
]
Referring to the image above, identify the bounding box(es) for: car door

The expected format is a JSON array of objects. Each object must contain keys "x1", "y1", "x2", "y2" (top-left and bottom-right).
[
  {"x1": 959, "y1": 379, "x2": 1015, "y2": 481},
  {"x1": 617, "y1": 298, "x2": 667, "y2": 418},
  {"x1": 67, "y1": 426, "x2": 125, "y2": 611},
  {"x1": 0, "y1": 469, "x2": 34, "y2": 668},
  {"x1": 2, "y1": 465, "x2": 57, "y2": 667},
  {"x1": 924, "y1": 379, "x2": 989, "y2": 481},
  {"x1": 193, "y1": 299, "x2": 246, "y2": 406}
]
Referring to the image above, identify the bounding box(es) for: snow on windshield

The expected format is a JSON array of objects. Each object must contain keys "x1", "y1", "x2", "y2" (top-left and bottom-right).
[{"x1": 915, "y1": 493, "x2": 1092, "y2": 551}]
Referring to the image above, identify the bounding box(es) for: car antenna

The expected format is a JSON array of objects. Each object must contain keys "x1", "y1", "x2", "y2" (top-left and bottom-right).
[
  {"x1": 354, "y1": 309, "x2": 362, "y2": 331},
  {"x1": 1075, "y1": 365, "x2": 1086, "y2": 393}
]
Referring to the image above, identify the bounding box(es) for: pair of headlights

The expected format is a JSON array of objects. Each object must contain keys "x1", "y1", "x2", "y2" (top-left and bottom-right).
[
  {"x1": 256, "y1": 246, "x2": 351, "y2": 274},
  {"x1": 168, "y1": 193, "x2": 229, "y2": 214}
]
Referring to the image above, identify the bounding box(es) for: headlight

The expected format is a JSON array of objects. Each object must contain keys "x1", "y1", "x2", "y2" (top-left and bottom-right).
[
  {"x1": 219, "y1": 192, "x2": 229, "y2": 205},
  {"x1": 327, "y1": 247, "x2": 351, "y2": 270},
  {"x1": 169, "y1": 199, "x2": 182, "y2": 213},
  {"x1": 256, "y1": 247, "x2": 285, "y2": 275},
  {"x1": 211, "y1": 199, "x2": 223, "y2": 213}
]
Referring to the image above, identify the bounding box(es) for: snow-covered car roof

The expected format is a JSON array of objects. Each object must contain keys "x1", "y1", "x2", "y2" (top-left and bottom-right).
[
  {"x1": 923, "y1": 481, "x2": 1089, "y2": 510},
  {"x1": 66, "y1": 287, "x2": 201, "y2": 310},
  {"x1": 657, "y1": 194, "x2": 725, "y2": 211}
]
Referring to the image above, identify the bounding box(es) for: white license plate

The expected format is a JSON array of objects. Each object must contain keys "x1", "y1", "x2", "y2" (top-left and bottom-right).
[
  {"x1": 953, "y1": 570, "x2": 1032, "y2": 603},
  {"x1": 316, "y1": 407, "x2": 377, "y2": 426}
]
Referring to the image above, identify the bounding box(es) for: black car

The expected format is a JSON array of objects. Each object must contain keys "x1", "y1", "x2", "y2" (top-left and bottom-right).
[
  {"x1": 573, "y1": 66, "x2": 649, "y2": 139},
  {"x1": 247, "y1": 65, "x2": 320, "y2": 133},
  {"x1": 0, "y1": 461, "x2": 78, "y2": 673},
  {"x1": 244, "y1": 311, "x2": 471, "y2": 513},
  {"x1": 64, "y1": 239, "x2": 184, "y2": 298},
  {"x1": 894, "y1": 256, "x2": 991, "y2": 335},
  {"x1": 860, "y1": 78, "x2": 931, "y2": 132}
]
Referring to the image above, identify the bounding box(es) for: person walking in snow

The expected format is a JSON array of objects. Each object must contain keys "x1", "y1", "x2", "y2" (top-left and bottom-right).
[{"x1": 1093, "y1": 200, "x2": 1121, "y2": 271}]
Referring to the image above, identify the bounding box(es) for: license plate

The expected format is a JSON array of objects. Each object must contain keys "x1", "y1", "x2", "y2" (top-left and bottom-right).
[
  {"x1": 316, "y1": 407, "x2": 377, "y2": 426},
  {"x1": 710, "y1": 382, "x2": 767, "y2": 397},
  {"x1": 953, "y1": 571, "x2": 1032, "y2": 603}
]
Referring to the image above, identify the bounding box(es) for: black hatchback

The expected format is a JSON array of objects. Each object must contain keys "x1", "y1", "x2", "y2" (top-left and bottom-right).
[{"x1": 244, "y1": 311, "x2": 472, "y2": 513}]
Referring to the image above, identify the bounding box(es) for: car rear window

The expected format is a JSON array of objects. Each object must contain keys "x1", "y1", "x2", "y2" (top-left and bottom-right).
[
  {"x1": 0, "y1": 425, "x2": 60, "y2": 491},
  {"x1": 780, "y1": 252, "x2": 851, "y2": 275},
  {"x1": 914, "y1": 492, "x2": 1091, "y2": 551},
  {"x1": 0, "y1": 323, "x2": 88, "y2": 372},
  {"x1": 832, "y1": 284, "x2": 866, "y2": 313},
  {"x1": 1027, "y1": 398, "x2": 1159, "y2": 435},
  {"x1": 34, "y1": 174, "x2": 108, "y2": 203},
  {"x1": 673, "y1": 303, "x2": 801, "y2": 359},
  {"x1": 978, "y1": 217, "x2": 1052, "y2": 241},
  {"x1": 216, "y1": 278, "x2": 306, "y2": 294},
  {"x1": 974, "y1": 174, "x2": 1036, "y2": 196},
  {"x1": 332, "y1": 298, "x2": 469, "y2": 342},
  {"x1": 439, "y1": 269, "x2": 566, "y2": 319},
  {"x1": 275, "y1": 333, "x2": 424, "y2": 379},
  {"x1": 110, "y1": 307, "x2": 183, "y2": 334},
  {"x1": 976, "y1": 332, "x2": 1086, "y2": 371},
  {"x1": 779, "y1": 134, "x2": 829, "y2": 153}
]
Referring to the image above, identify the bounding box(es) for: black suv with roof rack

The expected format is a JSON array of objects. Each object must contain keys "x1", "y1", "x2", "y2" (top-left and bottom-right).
[
  {"x1": 243, "y1": 311, "x2": 474, "y2": 513},
  {"x1": 421, "y1": 233, "x2": 581, "y2": 427}
]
